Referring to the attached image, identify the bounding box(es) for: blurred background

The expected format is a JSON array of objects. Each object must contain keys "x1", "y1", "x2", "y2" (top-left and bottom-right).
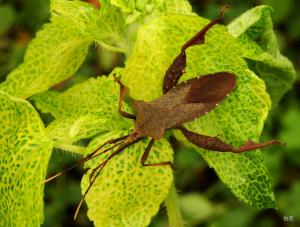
[{"x1": 0, "y1": 0, "x2": 299, "y2": 226}]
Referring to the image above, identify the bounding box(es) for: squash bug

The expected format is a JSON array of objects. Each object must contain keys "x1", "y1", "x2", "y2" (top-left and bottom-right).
[{"x1": 45, "y1": 8, "x2": 281, "y2": 218}]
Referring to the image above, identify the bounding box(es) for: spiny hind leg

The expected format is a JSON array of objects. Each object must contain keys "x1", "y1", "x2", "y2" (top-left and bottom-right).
[
  {"x1": 162, "y1": 6, "x2": 228, "y2": 94},
  {"x1": 179, "y1": 126, "x2": 282, "y2": 153}
]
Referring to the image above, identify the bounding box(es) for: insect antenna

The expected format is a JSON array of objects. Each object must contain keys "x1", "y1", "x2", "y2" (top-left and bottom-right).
[
  {"x1": 42, "y1": 135, "x2": 129, "y2": 184},
  {"x1": 74, "y1": 137, "x2": 143, "y2": 219},
  {"x1": 88, "y1": 139, "x2": 127, "y2": 182}
]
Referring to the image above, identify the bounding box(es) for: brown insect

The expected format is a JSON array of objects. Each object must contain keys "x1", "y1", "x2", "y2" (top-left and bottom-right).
[{"x1": 45, "y1": 8, "x2": 281, "y2": 218}]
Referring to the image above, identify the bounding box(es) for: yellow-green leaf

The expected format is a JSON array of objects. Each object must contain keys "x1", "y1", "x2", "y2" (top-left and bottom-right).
[
  {"x1": 0, "y1": 0, "x2": 97, "y2": 98},
  {"x1": 0, "y1": 91, "x2": 53, "y2": 226},
  {"x1": 228, "y1": 5, "x2": 296, "y2": 104},
  {"x1": 32, "y1": 76, "x2": 132, "y2": 144}
]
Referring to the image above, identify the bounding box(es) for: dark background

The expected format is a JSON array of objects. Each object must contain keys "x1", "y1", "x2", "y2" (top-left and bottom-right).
[{"x1": 0, "y1": 0, "x2": 299, "y2": 226}]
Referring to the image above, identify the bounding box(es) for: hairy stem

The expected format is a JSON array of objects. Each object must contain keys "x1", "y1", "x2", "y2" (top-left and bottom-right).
[
  {"x1": 54, "y1": 142, "x2": 85, "y2": 155},
  {"x1": 165, "y1": 182, "x2": 184, "y2": 227}
]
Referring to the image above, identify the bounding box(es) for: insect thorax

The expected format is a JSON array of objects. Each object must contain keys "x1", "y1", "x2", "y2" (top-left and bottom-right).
[{"x1": 133, "y1": 100, "x2": 168, "y2": 140}]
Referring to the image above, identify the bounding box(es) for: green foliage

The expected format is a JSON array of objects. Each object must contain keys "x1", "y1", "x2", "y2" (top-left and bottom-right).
[
  {"x1": 278, "y1": 181, "x2": 300, "y2": 219},
  {"x1": 0, "y1": 0, "x2": 296, "y2": 226},
  {"x1": 228, "y1": 5, "x2": 296, "y2": 104},
  {"x1": 0, "y1": 91, "x2": 52, "y2": 226},
  {"x1": 32, "y1": 76, "x2": 132, "y2": 144},
  {"x1": 0, "y1": 1, "x2": 96, "y2": 98},
  {"x1": 0, "y1": 5, "x2": 16, "y2": 36},
  {"x1": 106, "y1": 0, "x2": 193, "y2": 15},
  {"x1": 279, "y1": 104, "x2": 300, "y2": 149},
  {"x1": 179, "y1": 193, "x2": 226, "y2": 225},
  {"x1": 278, "y1": 102, "x2": 300, "y2": 166}
]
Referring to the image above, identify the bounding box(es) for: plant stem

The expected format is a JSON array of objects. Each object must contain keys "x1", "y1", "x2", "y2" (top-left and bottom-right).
[
  {"x1": 53, "y1": 142, "x2": 85, "y2": 155},
  {"x1": 165, "y1": 182, "x2": 184, "y2": 227}
]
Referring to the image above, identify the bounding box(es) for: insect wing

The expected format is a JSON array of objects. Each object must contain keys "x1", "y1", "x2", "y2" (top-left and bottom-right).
[
  {"x1": 163, "y1": 72, "x2": 236, "y2": 128},
  {"x1": 184, "y1": 72, "x2": 235, "y2": 103}
]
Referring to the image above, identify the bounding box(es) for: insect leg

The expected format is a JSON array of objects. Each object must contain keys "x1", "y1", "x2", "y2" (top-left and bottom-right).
[
  {"x1": 181, "y1": 6, "x2": 228, "y2": 52},
  {"x1": 162, "y1": 6, "x2": 227, "y2": 94},
  {"x1": 140, "y1": 139, "x2": 176, "y2": 170},
  {"x1": 88, "y1": 139, "x2": 127, "y2": 183},
  {"x1": 114, "y1": 75, "x2": 136, "y2": 119},
  {"x1": 179, "y1": 126, "x2": 282, "y2": 153}
]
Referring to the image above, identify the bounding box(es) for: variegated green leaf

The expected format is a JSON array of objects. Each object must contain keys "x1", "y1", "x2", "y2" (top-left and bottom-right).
[
  {"x1": 228, "y1": 5, "x2": 296, "y2": 104},
  {"x1": 0, "y1": 91, "x2": 53, "y2": 226}
]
